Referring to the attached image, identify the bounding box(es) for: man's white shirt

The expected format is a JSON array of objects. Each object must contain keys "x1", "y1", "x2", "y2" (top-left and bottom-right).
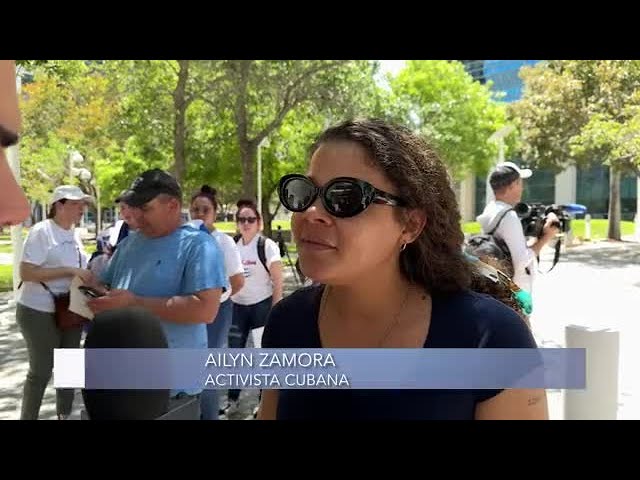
[{"x1": 477, "y1": 200, "x2": 537, "y2": 295}]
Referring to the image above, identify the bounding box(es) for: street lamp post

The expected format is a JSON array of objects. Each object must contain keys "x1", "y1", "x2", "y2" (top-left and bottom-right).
[
  {"x1": 69, "y1": 151, "x2": 86, "y2": 227},
  {"x1": 78, "y1": 167, "x2": 91, "y2": 228},
  {"x1": 486, "y1": 125, "x2": 516, "y2": 205},
  {"x1": 69, "y1": 150, "x2": 84, "y2": 181},
  {"x1": 69, "y1": 151, "x2": 99, "y2": 234},
  {"x1": 257, "y1": 136, "x2": 270, "y2": 218},
  {"x1": 75, "y1": 166, "x2": 101, "y2": 234}
]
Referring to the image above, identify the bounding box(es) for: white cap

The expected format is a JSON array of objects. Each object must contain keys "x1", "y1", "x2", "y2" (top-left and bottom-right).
[
  {"x1": 496, "y1": 161, "x2": 532, "y2": 179},
  {"x1": 51, "y1": 185, "x2": 94, "y2": 204}
]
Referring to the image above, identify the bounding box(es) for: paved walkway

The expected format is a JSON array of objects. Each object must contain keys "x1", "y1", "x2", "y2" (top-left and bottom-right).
[
  {"x1": 530, "y1": 240, "x2": 640, "y2": 419},
  {"x1": 1, "y1": 240, "x2": 638, "y2": 420},
  {"x1": 0, "y1": 266, "x2": 303, "y2": 420}
]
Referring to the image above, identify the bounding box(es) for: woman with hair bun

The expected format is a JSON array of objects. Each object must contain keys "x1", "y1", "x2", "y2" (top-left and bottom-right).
[
  {"x1": 222, "y1": 199, "x2": 283, "y2": 416},
  {"x1": 190, "y1": 185, "x2": 245, "y2": 420}
]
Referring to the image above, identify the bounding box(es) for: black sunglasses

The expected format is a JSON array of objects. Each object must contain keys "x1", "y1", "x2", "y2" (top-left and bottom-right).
[
  {"x1": 237, "y1": 216, "x2": 258, "y2": 224},
  {"x1": 278, "y1": 174, "x2": 406, "y2": 219}
]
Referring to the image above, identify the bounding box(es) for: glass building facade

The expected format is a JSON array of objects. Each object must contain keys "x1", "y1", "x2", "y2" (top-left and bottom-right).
[{"x1": 461, "y1": 60, "x2": 637, "y2": 219}]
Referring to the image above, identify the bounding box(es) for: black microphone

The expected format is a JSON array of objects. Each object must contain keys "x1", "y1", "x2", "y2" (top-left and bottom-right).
[{"x1": 81, "y1": 307, "x2": 170, "y2": 420}]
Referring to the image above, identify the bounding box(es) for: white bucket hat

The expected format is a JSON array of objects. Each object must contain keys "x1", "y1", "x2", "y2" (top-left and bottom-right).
[{"x1": 51, "y1": 185, "x2": 94, "y2": 204}]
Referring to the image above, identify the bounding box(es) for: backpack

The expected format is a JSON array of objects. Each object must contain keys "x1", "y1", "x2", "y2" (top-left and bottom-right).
[
  {"x1": 234, "y1": 234, "x2": 269, "y2": 275},
  {"x1": 465, "y1": 207, "x2": 513, "y2": 265}
]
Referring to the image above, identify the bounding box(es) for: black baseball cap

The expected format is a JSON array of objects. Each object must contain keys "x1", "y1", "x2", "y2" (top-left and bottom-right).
[
  {"x1": 114, "y1": 190, "x2": 127, "y2": 204},
  {"x1": 119, "y1": 169, "x2": 182, "y2": 207}
]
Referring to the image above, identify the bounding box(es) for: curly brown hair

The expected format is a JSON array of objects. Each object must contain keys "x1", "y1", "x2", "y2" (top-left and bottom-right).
[
  {"x1": 310, "y1": 118, "x2": 472, "y2": 295},
  {"x1": 307, "y1": 118, "x2": 528, "y2": 324}
]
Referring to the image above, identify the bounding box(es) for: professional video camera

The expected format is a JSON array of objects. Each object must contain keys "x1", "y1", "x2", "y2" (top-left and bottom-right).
[{"x1": 513, "y1": 202, "x2": 572, "y2": 238}]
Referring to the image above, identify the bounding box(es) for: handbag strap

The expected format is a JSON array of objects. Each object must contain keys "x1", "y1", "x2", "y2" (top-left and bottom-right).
[
  {"x1": 32, "y1": 246, "x2": 83, "y2": 297},
  {"x1": 16, "y1": 280, "x2": 55, "y2": 297},
  {"x1": 40, "y1": 281, "x2": 55, "y2": 297}
]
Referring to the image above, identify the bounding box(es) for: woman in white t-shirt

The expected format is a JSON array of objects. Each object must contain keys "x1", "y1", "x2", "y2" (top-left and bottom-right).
[
  {"x1": 189, "y1": 185, "x2": 245, "y2": 420},
  {"x1": 225, "y1": 199, "x2": 283, "y2": 412},
  {"x1": 16, "y1": 185, "x2": 94, "y2": 420}
]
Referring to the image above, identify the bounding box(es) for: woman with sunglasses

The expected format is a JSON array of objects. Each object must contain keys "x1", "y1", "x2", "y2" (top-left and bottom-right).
[
  {"x1": 223, "y1": 200, "x2": 283, "y2": 415},
  {"x1": 258, "y1": 118, "x2": 547, "y2": 420},
  {"x1": 189, "y1": 185, "x2": 245, "y2": 420}
]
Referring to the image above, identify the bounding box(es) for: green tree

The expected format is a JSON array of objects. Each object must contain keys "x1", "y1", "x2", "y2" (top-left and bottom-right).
[
  {"x1": 106, "y1": 60, "x2": 382, "y2": 235},
  {"x1": 198, "y1": 60, "x2": 381, "y2": 202},
  {"x1": 17, "y1": 60, "x2": 89, "y2": 81},
  {"x1": 19, "y1": 65, "x2": 120, "y2": 231},
  {"x1": 105, "y1": 60, "x2": 230, "y2": 187},
  {"x1": 510, "y1": 60, "x2": 640, "y2": 240},
  {"x1": 390, "y1": 60, "x2": 512, "y2": 179},
  {"x1": 20, "y1": 76, "x2": 74, "y2": 207},
  {"x1": 257, "y1": 106, "x2": 331, "y2": 236}
]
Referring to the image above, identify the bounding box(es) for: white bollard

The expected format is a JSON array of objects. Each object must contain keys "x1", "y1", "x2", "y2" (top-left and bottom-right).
[
  {"x1": 584, "y1": 214, "x2": 591, "y2": 241},
  {"x1": 564, "y1": 325, "x2": 619, "y2": 420}
]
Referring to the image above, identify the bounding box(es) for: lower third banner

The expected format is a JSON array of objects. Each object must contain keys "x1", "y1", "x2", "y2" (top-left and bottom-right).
[{"x1": 53, "y1": 348, "x2": 585, "y2": 390}]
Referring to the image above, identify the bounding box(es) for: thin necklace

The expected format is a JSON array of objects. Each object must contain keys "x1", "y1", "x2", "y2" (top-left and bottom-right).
[
  {"x1": 375, "y1": 288, "x2": 411, "y2": 347},
  {"x1": 320, "y1": 286, "x2": 412, "y2": 347}
]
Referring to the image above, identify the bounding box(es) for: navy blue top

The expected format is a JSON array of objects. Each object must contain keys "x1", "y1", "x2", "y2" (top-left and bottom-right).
[{"x1": 262, "y1": 285, "x2": 537, "y2": 420}]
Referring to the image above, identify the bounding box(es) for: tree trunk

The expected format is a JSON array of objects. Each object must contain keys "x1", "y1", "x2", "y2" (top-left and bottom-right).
[
  {"x1": 262, "y1": 208, "x2": 273, "y2": 238},
  {"x1": 262, "y1": 189, "x2": 281, "y2": 238},
  {"x1": 231, "y1": 61, "x2": 256, "y2": 200},
  {"x1": 262, "y1": 196, "x2": 275, "y2": 238},
  {"x1": 607, "y1": 165, "x2": 621, "y2": 241},
  {"x1": 239, "y1": 141, "x2": 256, "y2": 201},
  {"x1": 172, "y1": 60, "x2": 189, "y2": 185}
]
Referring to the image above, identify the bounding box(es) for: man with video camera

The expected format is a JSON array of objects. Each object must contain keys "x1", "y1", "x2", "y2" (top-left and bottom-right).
[{"x1": 477, "y1": 162, "x2": 560, "y2": 298}]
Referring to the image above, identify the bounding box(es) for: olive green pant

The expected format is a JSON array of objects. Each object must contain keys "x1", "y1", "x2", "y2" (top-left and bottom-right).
[{"x1": 16, "y1": 303, "x2": 82, "y2": 420}]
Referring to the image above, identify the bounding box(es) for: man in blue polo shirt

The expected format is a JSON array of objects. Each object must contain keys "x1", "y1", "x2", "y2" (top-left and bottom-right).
[{"x1": 87, "y1": 169, "x2": 226, "y2": 413}]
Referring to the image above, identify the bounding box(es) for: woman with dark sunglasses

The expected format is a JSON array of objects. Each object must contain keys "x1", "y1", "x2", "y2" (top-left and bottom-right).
[
  {"x1": 258, "y1": 118, "x2": 547, "y2": 420},
  {"x1": 224, "y1": 200, "x2": 284, "y2": 416}
]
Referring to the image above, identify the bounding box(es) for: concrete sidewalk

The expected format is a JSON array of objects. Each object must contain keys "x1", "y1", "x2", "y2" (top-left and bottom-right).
[
  {"x1": 530, "y1": 240, "x2": 640, "y2": 420},
  {"x1": 1, "y1": 241, "x2": 638, "y2": 420},
  {"x1": 0, "y1": 266, "x2": 304, "y2": 420}
]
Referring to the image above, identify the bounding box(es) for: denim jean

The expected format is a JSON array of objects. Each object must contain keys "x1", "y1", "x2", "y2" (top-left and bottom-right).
[
  {"x1": 228, "y1": 296, "x2": 272, "y2": 402},
  {"x1": 200, "y1": 298, "x2": 234, "y2": 420}
]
